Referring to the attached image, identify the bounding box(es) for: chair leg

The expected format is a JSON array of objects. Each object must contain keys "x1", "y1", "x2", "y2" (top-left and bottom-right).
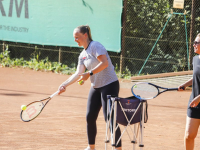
[
  {"x1": 139, "y1": 101, "x2": 145, "y2": 150},
  {"x1": 132, "y1": 124, "x2": 136, "y2": 150},
  {"x1": 111, "y1": 100, "x2": 117, "y2": 150},
  {"x1": 105, "y1": 97, "x2": 110, "y2": 150}
]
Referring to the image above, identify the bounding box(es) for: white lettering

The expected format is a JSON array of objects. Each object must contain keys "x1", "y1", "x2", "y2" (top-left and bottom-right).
[{"x1": 122, "y1": 108, "x2": 136, "y2": 112}]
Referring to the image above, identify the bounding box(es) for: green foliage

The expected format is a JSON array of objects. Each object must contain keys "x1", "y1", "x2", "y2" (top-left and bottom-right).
[
  {"x1": 123, "y1": 0, "x2": 194, "y2": 75},
  {"x1": 31, "y1": 46, "x2": 41, "y2": 62},
  {"x1": 115, "y1": 63, "x2": 132, "y2": 79},
  {"x1": 0, "y1": 45, "x2": 11, "y2": 67},
  {"x1": 0, "y1": 46, "x2": 131, "y2": 79},
  {"x1": 0, "y1": 46, "x2": 76, "y2": 75}
]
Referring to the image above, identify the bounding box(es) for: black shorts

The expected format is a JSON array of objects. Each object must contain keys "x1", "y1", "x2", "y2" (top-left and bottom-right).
[{"x1": 187, "y1": 96, "x2": 200, "y2": 119}]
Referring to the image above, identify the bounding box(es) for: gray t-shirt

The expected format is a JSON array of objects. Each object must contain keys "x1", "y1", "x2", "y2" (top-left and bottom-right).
[{"x1": 78, "y1": 41, "x2": 118, "y2": 88}]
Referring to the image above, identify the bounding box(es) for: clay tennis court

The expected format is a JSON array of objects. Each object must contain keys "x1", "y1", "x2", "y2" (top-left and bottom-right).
[{"x1": 0, "y1": 67, "x2": 200, "y2": 150}]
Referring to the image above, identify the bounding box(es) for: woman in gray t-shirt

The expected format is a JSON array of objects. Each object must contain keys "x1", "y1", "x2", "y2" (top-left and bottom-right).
[{"x1": 58, "y1": 25, "x2": 122, "y2": 150}]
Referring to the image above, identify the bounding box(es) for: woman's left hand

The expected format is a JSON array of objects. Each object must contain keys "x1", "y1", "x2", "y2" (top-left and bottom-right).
[{"x1": 190, "y1": 95, "x2": 200, "y2": 107}]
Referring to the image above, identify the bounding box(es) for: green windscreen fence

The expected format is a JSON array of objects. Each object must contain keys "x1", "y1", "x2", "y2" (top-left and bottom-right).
[{"x1": 0, "y1": 0, "x2": 122, "y2": 52}]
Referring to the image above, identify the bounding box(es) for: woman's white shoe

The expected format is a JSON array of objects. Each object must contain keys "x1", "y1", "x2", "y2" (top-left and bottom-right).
[{"x1": 84, "y1": 146, "x2": 96, "y2": 150}]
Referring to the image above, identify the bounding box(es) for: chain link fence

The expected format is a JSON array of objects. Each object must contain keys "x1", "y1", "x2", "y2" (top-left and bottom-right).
[
  {"x1": 0, "y1": 0, "x2": 200, "y2": 77},
  {"x1": 121, "y1": 0, "x2": 200, "y2": 76}
]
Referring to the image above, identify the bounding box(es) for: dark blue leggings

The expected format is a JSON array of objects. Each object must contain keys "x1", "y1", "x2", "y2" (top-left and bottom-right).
[{"x1": 86, "y1": 80, "x2": 121, "y2": 147}]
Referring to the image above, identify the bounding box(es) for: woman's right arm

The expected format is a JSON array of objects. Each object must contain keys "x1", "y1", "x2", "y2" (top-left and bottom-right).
[
  {"x1": 58, "y1": 64, "x2": 86, "y2": 94},
  {"x1": 178, "y1": 77, "x2": 193, "y2": 91}
]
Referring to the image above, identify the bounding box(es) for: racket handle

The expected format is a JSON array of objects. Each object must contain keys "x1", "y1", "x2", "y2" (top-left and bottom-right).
[
  {"x1": 168, "y1": 87, "x2": 184, "y2": 91},
  {"x1": 50, "y1": 91, "x2": 59, "y2": 98},
  {"x1": 180, "y1": 86, "x2": 185, "y2": 90},
  {"x1": 167, "y1": 88, "x2": 178, "y2": 91}
]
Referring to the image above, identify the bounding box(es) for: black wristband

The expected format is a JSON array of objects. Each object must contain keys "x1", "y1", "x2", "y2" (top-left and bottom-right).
[{"x1": 89, "y1": 70, "x2": 93, "y2": 76}]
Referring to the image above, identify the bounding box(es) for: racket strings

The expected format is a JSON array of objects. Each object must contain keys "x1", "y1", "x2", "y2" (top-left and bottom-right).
[
  {"x1": 21, "y1": 101, "x2": 45, "y2": 121},
  {"x1": 20, "y1": 91, "x2": 58, "y2": 122},
  {"x1": 132, "y1": 83, "x2": 158, "y2": 99}
]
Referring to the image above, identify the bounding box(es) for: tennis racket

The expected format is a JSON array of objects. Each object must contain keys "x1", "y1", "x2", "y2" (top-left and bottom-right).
[
  {"x1": 131, "y1": 82, "x2": 182, "y2": 100},
  {"x1": 20, "y1": 91, "x2": 59, "y2": 122}
]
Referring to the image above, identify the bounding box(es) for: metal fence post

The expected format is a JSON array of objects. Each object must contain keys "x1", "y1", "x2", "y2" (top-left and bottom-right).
[
  {"x1": 120, "y1": 0, "x2": 127, "y2": 75},
  {"x1": 2, "y1": 41, "x2": 5, "y2": 52},
  {"x1": 59, "y1": 47, "x2": 62, "y2": 63},
  {"x1": 189, "y1": 0, "x2": 196, "y2": 70}
]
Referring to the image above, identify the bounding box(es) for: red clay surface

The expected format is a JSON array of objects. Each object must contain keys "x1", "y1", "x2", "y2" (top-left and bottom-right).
[{"x1": 0, "y1": 67, "x2": 200, "y2": 150}]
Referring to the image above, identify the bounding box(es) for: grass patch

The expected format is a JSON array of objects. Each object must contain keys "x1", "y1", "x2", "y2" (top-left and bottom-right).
[{"x1": 0, "y1": 47, "x2": 131, "y2": 79}]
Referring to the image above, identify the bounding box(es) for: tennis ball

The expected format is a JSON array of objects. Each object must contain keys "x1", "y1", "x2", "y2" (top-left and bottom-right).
[
  {"x1": 78, "y1": 80, "x2": 83, "y2": 85},
  {"x1": 21, "y1": 105, "x2": 27, "y2": 111}
]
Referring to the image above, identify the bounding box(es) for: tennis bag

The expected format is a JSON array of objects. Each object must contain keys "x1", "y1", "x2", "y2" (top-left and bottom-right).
[{"x1": 116, "y1": 96, "x2": 148, "y2": 126}]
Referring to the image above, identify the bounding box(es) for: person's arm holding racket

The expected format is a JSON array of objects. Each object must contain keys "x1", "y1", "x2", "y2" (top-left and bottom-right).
[
  {"x1": 179, "y1": 77, "x2": 200, "y2": 107},
  {"x1": 59, "y1": 54, "x2": 108, "y2": 95},
  {"x1": 58, "y1": 64, "x2": 86, "y2": 95},
  {"x1": 178, "y1": 77, "x2": 193, "y2": 91},
  {"x1": 177, "y1": 77, "x2": 200, "y2": 108}
]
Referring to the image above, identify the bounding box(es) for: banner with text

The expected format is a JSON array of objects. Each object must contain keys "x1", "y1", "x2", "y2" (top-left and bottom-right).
[{"x1": 0, "y1": 0, "x2": 122, "y2": 52}]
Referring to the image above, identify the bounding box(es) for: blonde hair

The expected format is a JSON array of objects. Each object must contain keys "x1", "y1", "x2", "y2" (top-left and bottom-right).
[
  {"x1": 197, "y1": 33, "x2": 200, "y2": 38},
  {"x1": 75, "y1": 25, "x2": 93, "y2": 41}
]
